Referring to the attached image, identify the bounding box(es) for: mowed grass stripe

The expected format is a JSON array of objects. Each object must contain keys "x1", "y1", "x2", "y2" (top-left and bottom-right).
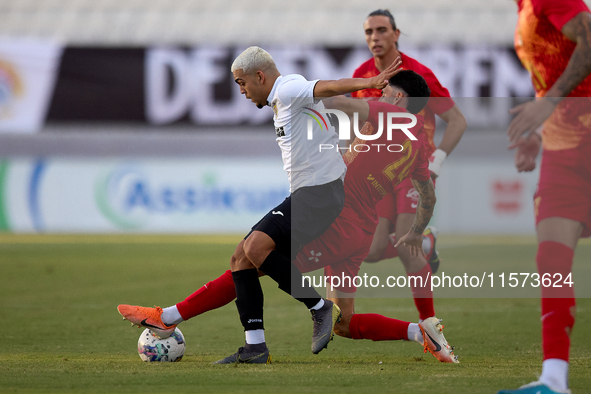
[
  {"x1": 1, "y1": 233, "x2": 589, "y2": 246},
  {"x1": 1, "y1": 238, "x2": 590, "y2": 393},
  {"x1": 0, "y1": 233, "x2": 245, "y2": 244}
]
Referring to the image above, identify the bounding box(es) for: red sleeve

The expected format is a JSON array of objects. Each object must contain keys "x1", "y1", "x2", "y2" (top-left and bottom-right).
[
  {"x1": 352, "y1": 65, "x2": 363, "y2": 78},
  {"x1": 421, "y1": 67, "x2": 455, "y2": 115},
  {"x1": 411, "y1": 144, "x2": 431, "y2": 182},
  {"x1": 534, "y1": 0, "x2": 590, "y2": 31},
  {"x1": 351, "y1": 62, "x2": 369, "y2": 98}
]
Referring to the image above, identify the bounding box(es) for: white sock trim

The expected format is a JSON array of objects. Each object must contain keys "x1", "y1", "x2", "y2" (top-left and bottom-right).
[
  {"x1": 310, "y1": 298, "x2": 325, "y2": 311},
  {"x1": 407, "y1": 323, "x2": 423, "y2": 344},
  {"x1": 161, "y1": 305, "x2": 184, "y2": 326},
  {"x1": 245, "y1": 329, "x2": 265, "y2": 345},
  {"x1": 540, "y1": 358, "x2": 569, "y2": 392}
]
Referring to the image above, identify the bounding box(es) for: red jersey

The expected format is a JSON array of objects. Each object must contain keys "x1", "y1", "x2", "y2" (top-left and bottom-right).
[
  {"x1": 515, "y1": 0, "x2": 591, "y2": 150},
  {"x1": 339, "y1": 101, "x2": 430, "y2": 233},
  {"x1": 351, "y1": 52, "x2": 455, "y2": 157}
]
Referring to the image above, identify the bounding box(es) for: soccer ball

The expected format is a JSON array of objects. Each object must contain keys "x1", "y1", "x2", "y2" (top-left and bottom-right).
[{"x1": 137, "y1": 328, "x2": 185, "y2": 362}]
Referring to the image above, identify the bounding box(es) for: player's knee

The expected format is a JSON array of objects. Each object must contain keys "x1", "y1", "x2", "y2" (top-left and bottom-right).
[
  {"x1": 230, "y1": 252, "x2": 241, "y2": 271},
  {"x1": 231, "y1": 241, "x2": 254, "y2": 271},
  {"x1": 243, "y1": 239, "x2": 270, "y2": 268},
  {"x1": 364, "y1": 248, "x2": 383, "y2": 263}
]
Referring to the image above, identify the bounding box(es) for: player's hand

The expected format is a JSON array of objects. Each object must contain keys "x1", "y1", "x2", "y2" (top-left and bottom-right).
[
  {"x1": 369, "y1": 57, "x2": 402, "y2": 90},
  {"x1": 508, "y1": 133, "x2": 541, "y2": 172},
  {"x1": 507, "y1": 98, "x2": 556, "y2": 144},
  {"x1": 394, "y1": 231, "x2": 424, "y2": 257}
]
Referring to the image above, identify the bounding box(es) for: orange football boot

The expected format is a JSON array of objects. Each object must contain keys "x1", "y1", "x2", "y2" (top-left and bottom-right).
[{"x1": 117, "y1": 304, "x2": 177, "y2": 339}]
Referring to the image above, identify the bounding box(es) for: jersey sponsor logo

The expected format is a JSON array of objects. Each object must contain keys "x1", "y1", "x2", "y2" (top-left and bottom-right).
[
  {"x1": 367, "y1": 174, "x2": 388, "y2": 196},
  {"x1": 275, "y1": 126, "x2": 285, "y2": 137}
]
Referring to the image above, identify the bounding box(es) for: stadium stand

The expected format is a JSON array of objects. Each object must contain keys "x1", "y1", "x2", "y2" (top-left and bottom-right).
[{"x1": 0, "y1": 0, "x2": 519, "y2": 45}]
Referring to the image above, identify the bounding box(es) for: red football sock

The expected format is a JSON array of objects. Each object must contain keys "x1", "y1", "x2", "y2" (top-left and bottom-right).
[
  {"x1": 349, "y1": 313, "x2": 410, "y2": 341},
  {"x1": 379, "y1": 235, "x2": 399, "y2": 260},
  {"x1": 537, "y1": 241, "x2": 576, "y2": 361},
  {"x1": 409, "y1": 264, "x2": 435, "y2": 321},
  {"x1": 176, "y1": 270, "x2": 236, "y2": 320}
]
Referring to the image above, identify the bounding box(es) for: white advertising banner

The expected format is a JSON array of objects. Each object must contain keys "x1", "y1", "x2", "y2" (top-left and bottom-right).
[
  {"x1": 0, "y1": 157, "x2": 539, "y2": 234},
  {"x1": 0, "y1": 39, "x2": 63, "y2": 133},
  {"x1": 0, "y1": 158, "x2": 288, "y2": 233},
  {"x1": 433, "y1": 160, "x2": 540, "y2": 234}
]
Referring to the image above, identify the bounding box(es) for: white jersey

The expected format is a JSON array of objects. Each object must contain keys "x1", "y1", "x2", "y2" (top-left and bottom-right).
[{"x1": 267, "y1": 74, "x2": 346, "y2": 192}]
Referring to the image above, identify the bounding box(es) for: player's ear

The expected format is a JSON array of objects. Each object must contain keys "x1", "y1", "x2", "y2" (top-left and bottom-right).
[{"x1": 256, "y1": 70, "x2": 265, "y2": 84}]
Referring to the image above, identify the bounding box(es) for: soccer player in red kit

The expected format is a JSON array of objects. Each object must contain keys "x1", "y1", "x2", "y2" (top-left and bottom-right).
[
  {"x1": 499, "y1": 0, "x2": 591, "y2": 393},
  {"x1": 352, "y1": 9, "x2": 467, "y2": 323},
  {"x1": 118, "y1": 71, "x2": 459, "y2": 364}
]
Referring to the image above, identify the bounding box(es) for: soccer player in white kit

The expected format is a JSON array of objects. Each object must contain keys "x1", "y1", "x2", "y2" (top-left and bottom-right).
[{"x1": 218, "y1": 46, "x2": 403, "y2": 363}]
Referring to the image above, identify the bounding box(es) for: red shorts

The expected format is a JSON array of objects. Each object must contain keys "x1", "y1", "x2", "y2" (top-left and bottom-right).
[
  {"x1": 535, "y1": 144, "x2": 591, "y2": 238},
  {"x1": 294, "y1": 216, "x2": 373, "y2": 293},
  {"x1": 376, "y1": 178, "x2": 436, "y2": 227}
]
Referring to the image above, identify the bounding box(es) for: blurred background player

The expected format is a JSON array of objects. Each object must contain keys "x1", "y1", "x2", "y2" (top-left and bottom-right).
[
  {"x1": 118, "y1": 70, "x2": 458, "y2": 364},
  {"x1": 499, "y1": 0, "x2": 591, "y2": 393},
  {"x1": 351, "y1": 9, "x2": 468, "y2": 324}
]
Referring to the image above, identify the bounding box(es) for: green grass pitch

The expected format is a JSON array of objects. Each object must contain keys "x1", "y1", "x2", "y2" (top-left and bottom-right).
[{"x1": 1, "y1": 234, "x2": 590, "y2": 393}]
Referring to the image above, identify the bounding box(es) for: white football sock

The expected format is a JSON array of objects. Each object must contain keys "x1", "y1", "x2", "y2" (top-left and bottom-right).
[
  {"x1": 245, "y1": 329, "x2": 265, "y2": 345},
  {"x1": 539, "y1": 358, "x2": 569, "y2": 392},
  {"x1": 422, "y1": 236, "x2": 432, "y2": 256},
  {"x1": 309, "y1": 298, "x2": 325, "y2": 311},
  {"x1": 407, "y1": 323, "x2": 424, "y2": 344},
  {"x1": 161, "y1": 305, "x2": 184, "y2": 326}
]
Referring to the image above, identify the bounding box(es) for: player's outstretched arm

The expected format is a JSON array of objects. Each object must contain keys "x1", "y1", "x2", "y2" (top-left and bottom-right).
[
  {"x1": 507, "y1": 12, "x2": 591, "y2": 143},
  {"x1": 313, "y1": 57, "x2": 402, "y2": 97},
  {"x1": 395, "y1": 178, "x2": 436, "y2": 256},
  {"x1": 322, "y1": 96, "x2": 370, "y2": 123}
]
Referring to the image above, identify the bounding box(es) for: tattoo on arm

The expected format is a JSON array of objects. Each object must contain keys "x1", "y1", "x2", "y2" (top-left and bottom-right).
[
  {"x1": 410, "y1": 178, "x2": 436, "y2": 235},
  {"x1": 549, "y1": 12, "x2": 591, "y2": 97}
]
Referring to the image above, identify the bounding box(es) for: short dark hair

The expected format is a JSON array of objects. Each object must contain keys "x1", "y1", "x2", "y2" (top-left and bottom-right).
[
  {"x1": 368, "y1": 9, "x2": 396, "y2": 31},
  {"x1": 388, "y1": 70, "x2": 431, "y2": 114}
]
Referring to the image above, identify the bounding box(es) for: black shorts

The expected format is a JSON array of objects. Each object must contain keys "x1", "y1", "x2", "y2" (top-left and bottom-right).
[{"x1": 246, "y1": 177, "x2": 345, "y2": 261}]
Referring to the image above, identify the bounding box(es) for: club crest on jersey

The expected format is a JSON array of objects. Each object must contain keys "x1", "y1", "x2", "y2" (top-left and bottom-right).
[{"x1": 275, "y1": 126, "x2": 285, "y2": 137}]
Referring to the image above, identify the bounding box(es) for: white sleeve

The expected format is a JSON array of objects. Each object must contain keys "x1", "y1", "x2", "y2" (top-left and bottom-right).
[{"x1": 277, "y1": 79, "x2": 319, "y2": 109}]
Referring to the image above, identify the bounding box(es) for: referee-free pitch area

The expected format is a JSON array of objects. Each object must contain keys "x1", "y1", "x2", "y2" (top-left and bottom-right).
[{"x1": 1, "y1": 234, "x2": 590, "y2": 393}]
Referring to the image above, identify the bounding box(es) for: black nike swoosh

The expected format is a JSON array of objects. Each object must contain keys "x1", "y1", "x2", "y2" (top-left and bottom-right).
[
  {"x1": 141, "y1": 318, "x2": 170, "y2": 330},
  {"x1": 425, "y1": 331, "x2": 442, "y2": 352}
]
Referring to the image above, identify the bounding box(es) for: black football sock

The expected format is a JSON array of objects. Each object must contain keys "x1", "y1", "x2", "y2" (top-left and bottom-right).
[
  {"x1": 244, "y1": 342, "x2": 268, "y2": 352},
  {"x1": 232, "y1": 269, "x2": 264, "y2": 331},
  {"x1": 258, "y1": 250, "x2": 321, "y2": 309}
]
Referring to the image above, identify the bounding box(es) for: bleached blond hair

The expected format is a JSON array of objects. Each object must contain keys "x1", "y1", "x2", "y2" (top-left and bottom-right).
[{"x1": 231, "y1": 46, "x2": 277, "y2": 74}]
